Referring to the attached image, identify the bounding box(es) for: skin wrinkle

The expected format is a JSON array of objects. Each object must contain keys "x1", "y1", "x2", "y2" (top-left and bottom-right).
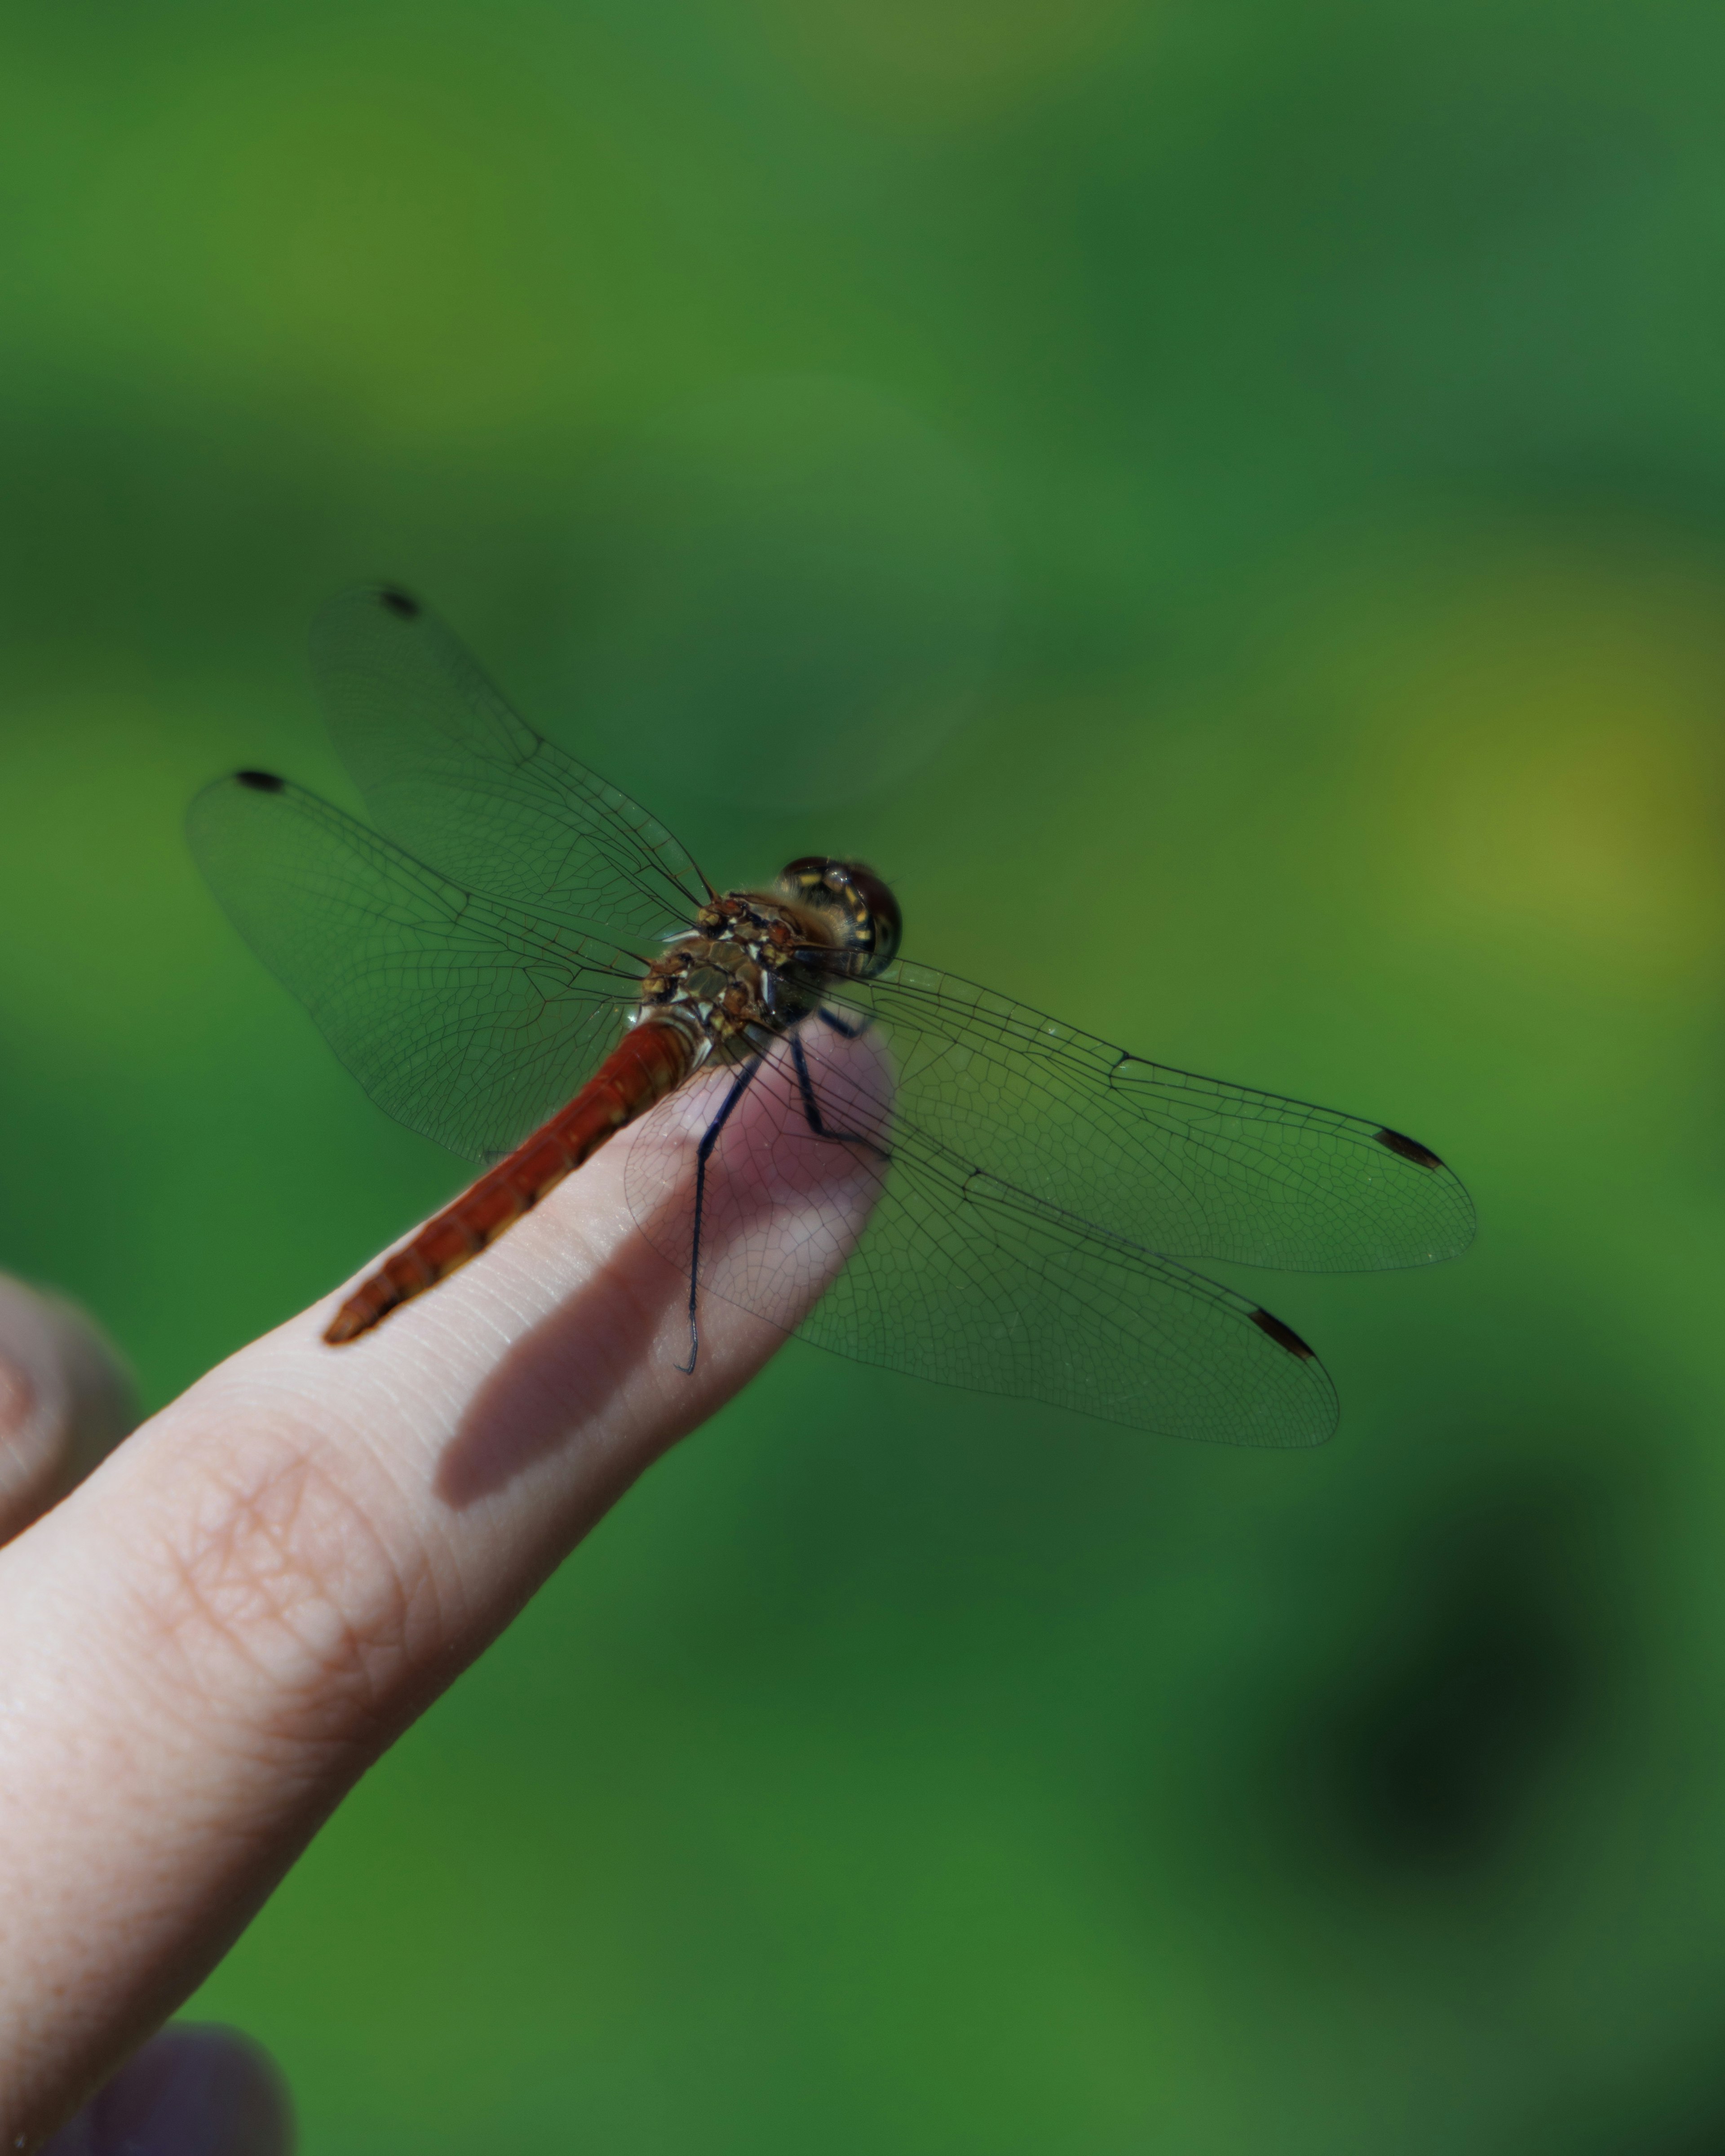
[{"x1": 114, "y1": 1428, "x2": 437, "y2": 1758}]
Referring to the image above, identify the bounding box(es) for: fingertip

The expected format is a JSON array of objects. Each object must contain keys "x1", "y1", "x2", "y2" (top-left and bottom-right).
[
  {"x1": 0, "y1": 1281, "x2": 137, "y2": 1544},
  {"x1": 44, "y1": 2025, "x2": 293, "y2": 2156},
  {"x1": 0, "y1": 1350, "x2": 38, "y2": 1448}
]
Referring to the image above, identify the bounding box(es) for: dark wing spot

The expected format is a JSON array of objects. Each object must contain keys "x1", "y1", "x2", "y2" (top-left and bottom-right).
[
  {"x1": 378, "y1": 587, "x2": 421, "y2": 619},
  {"x1": 1251, "y1": 1307, "x2": 1316, "y2": 1361},
  {"x1": 1376, "y1": 1127, "x2": 1444, "y2": 1171},
  {"x1": 235, "y1": 769, "x2": 285, "y2": 792}
]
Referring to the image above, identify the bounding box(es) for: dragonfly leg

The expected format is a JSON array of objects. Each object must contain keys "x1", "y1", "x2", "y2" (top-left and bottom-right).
[
  {"x1": 676, "y1": 1056, "x2": 762, "y2": 1376},
  {"x1": 816, "y1": 1008, "x2": 869, "y2": 1040},
  {"x1": 790, "y1": 1034, "x2": 891, "y2": 1160}
]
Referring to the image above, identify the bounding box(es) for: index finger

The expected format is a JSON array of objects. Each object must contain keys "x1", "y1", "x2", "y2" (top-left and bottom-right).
[{"x1": 0, "y1": 1089, "x2": 872, "y2": 2147}]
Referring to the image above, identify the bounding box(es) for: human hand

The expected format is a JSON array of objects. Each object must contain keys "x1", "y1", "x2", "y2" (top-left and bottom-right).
[{"x1": 4, "y1": 1112, "x2": 867, "y2": 2148}]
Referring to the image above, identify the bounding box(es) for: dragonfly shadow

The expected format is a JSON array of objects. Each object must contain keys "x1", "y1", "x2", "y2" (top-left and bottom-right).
[{"x1": 434, "y1": 1220, "x2": 690, "y2": 1511}]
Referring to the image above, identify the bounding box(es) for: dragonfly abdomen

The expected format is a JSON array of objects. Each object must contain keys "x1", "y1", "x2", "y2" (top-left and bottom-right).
[{"x1": 323, "y1": 1019, "x2": 698, "y2": 1346}]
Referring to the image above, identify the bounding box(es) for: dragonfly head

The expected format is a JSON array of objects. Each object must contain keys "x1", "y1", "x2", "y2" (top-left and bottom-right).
[{"x1": 776, "y1": 857, "x2": 902, "y2": 974}]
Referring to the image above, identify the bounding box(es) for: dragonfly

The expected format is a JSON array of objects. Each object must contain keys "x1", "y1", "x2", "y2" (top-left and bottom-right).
[{"x1": 189, "y1": 586, "x2": 1474, "y2": 1448}]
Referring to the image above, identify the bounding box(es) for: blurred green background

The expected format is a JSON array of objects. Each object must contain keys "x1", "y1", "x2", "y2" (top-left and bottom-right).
[{"x1": 5, "y1": 0, "x2": 1725, "y2": 2147}]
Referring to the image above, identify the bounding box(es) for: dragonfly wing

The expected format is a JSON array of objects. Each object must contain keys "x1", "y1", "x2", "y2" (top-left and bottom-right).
[
  {"x1": 308, "y1": 587, "x2": 708, "y2": 941},
  {"x1": 822, "y1": 963, "x2": 1475, "y2": 1272},
  {"x1": 809, "y1": 1165, "x2": 1339, "y2": 1445},
  {"x1": 621, "y1": 1024, "x2": 1338, "y2": 1445},
  {"x1": 189, "y1": 772, "x2": 636, "y2": 1163}
]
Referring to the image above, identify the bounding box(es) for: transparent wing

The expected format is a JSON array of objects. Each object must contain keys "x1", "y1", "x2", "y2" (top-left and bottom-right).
[
  {"x1": 308, "y1": 586, "x2": 708, "y2": 941},
  {"x1": 623, "y1": 1024, "x2": 1339, "y2": 1445},
  {"x1": 188, "y1": 773, "x2": 637, "y2": 1163},
  {"x1": 816, "y1": 963, "x2": 1475, "y2": 1272}
]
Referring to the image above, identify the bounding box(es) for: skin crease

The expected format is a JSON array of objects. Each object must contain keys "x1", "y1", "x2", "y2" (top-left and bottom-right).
[{"x1": 0, "y1": 1072, "x2": 876, "y2": 2148}]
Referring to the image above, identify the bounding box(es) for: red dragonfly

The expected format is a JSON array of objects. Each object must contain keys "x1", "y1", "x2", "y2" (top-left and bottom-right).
[{"x1": 190, "y1": 587, "x2": 1473, "y2": 1446}]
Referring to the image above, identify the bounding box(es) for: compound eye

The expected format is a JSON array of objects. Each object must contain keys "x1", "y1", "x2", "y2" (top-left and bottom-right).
[
  {"x1": 775, "y1": 855, "x2": 902, "y2": 966},
  {"x1": 843, "y1": 862, "x2": 902, "y2": 966},
  {"x1": 778, "y1": 855, "x2": 836, "y2": 890}
]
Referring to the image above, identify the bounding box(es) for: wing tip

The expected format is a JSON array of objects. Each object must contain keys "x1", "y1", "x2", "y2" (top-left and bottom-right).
[
  {"x1": 311, "y1": 583, "x2": 427, "y2": 650},
  {"x1": 1375, "y1": 1125, "x2": 1445, "y2": 1171},
  {"x1": 186, "y1": 766, "x2": 292, "y2": 846},
  {"x1": 1244, "y1": 1306, "x2": 1338, "y2": 1448},
  {"x1": 1249, "y1": 1305, "x2": 1317, "y2": 1361}
]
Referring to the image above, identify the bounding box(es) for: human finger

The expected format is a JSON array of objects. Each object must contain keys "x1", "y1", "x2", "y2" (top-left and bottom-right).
[
  {"x1": 0, "y1": 1280, "x2": 136, "y2": 1546},
  {"x1": 0, "y1": 1061, "x2": 876, "y2": 2145},
  {"x1": 42, "y1": 2024, "x2": 292, "y2": 2156}
]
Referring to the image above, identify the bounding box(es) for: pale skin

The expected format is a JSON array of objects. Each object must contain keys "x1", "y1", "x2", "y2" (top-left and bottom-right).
[{"x1": 1, "y1": 1101, "x2": 868, "y2": 2150}]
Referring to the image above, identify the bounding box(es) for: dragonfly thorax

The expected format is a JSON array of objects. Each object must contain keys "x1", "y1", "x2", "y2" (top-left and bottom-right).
[
  {"x1": 637, "y1": 890, "x2": 830, "y2": 1060},
  {"x1": 638, "y1": 861, "x2": 899, "y2": 1060}
]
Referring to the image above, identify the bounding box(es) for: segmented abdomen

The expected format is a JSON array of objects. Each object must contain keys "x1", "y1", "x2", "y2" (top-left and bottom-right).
[{"x1": 323, "y1": 1021, "x2": 696, "y2": 1346}]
